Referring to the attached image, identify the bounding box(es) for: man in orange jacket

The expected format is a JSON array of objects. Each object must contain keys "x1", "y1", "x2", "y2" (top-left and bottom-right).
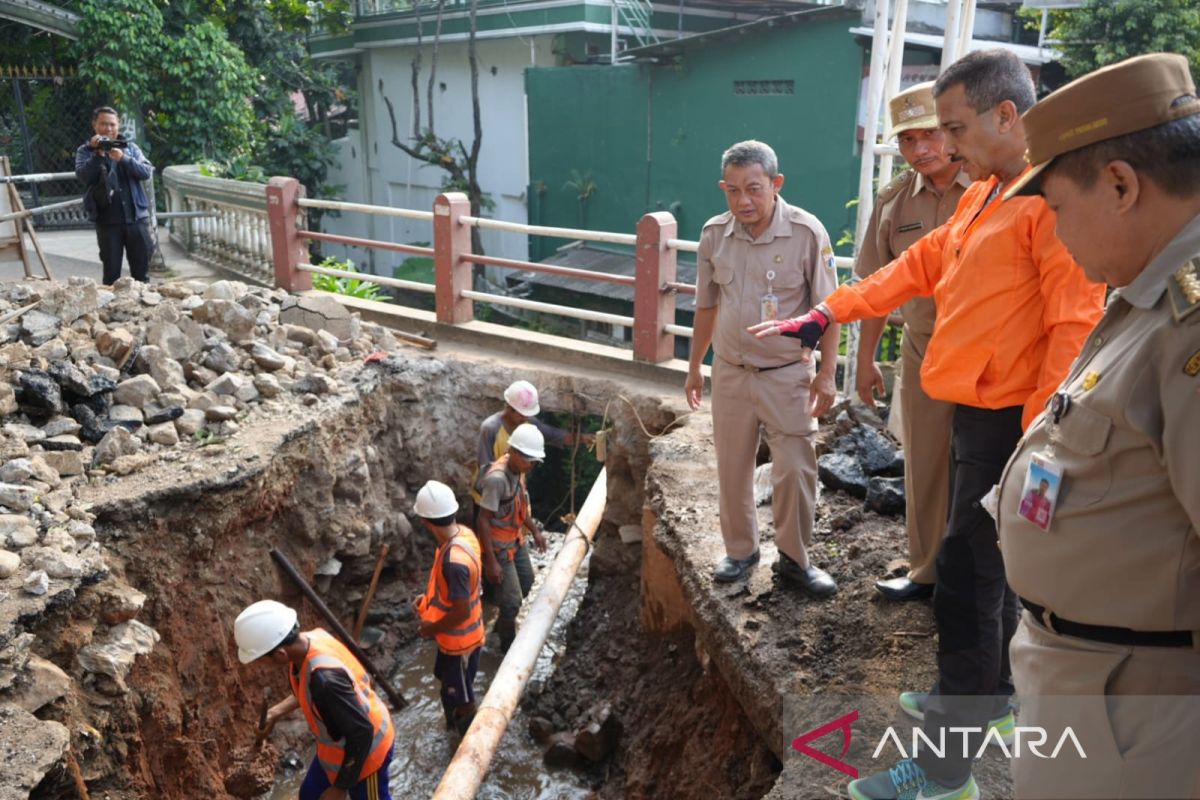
[
  {"x1": 234, "y1": 600, "x2": 394, "y2": 800},
  {"x1": 753, "y1": 50, "x2": 1105, "y2": 800}
]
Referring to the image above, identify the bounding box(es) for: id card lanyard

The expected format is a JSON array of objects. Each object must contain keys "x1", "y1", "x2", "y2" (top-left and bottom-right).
[{"x1": 761, "y1": 269, "x2": 779, "y2": 322}]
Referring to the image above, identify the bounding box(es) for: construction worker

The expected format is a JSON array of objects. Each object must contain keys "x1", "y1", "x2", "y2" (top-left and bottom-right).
[
  {"x1": 476, "y1": 423, "x2": 547, "y2": 652},
  {"x1": 685, "y1": 139, "x2": 842, "y2": 597},
  {"x1": 996, "y1": 53, "x2": 1200, "y2": 799},
  {"x1": 412, "y1": 480, "x2": 484, "y2": 737},
  {"x1": 470, "y1": 380, "x2": 592, "y2": 513},
  {"x1": 856, "y1": 81, "x2": 972, "y2": 602},
  {"x1": 752, "y1": 50, "x2": 1106, "y2": 800},
  {"x1": 234, "y1": 600, "x2": 394, "y2": 800}
]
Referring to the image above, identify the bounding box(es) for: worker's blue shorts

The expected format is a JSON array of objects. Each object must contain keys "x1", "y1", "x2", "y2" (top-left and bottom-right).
[{"x1": 298, "y1": 744, "x2": 392, "y2": 800}]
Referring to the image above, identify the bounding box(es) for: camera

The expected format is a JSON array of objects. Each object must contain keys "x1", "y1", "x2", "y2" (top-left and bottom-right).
[{"x1": 93, "y1": 137, "x2": 128, "y2": 152}]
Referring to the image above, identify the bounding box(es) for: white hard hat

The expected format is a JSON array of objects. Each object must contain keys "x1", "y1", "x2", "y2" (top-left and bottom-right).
[
  {"x1": 503, "y1": 380, "x2": 540, "y2": 417},
  {"x1": 234, "y1": 600, "x2": 298, "y2": 664},
  {"x1": 415, "y1": 480, "x2": 459, "y2": 519},
  {"x1": 507, "y1": 423, "x2": 545, "y2": 460}
]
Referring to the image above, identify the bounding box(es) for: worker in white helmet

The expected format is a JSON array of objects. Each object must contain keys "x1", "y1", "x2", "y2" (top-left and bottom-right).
[
  {"x1": 476, "y1": 423, "x2": 546, "y2": 652},
  {"x1": 233, "y1": 600, "x2": 394, "y2": 800},
  {"x1": 469, "y1": 380, "x2": 593, "y2": 513},
  {"x1": 411, "y1": 480, "x2": 484, "y2": 737}
]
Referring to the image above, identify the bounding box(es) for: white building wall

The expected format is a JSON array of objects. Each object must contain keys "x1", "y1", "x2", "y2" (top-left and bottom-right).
[{"x1": 320, "y1": 35, "x2": 557, "y2": 277}]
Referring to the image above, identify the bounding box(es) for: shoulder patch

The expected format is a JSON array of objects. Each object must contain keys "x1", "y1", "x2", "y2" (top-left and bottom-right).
[
  {"x1": 1169, "y1": 259, "x2": 1200, "y2": 322},
  {"x1": 1185, "y1": 348, "x2": 1200, "y2": 377},
  {"x1": 877, "y1": 170, "x2": 914, "y2": 205}
]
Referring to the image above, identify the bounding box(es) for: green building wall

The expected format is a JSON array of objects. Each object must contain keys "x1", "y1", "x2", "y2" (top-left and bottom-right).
[{"x1": 526, "y1": 14, "x2": 865, "y2": 259}]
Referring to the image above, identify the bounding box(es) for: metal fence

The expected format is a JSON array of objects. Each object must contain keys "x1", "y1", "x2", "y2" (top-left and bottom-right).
[{"x1": 0, "y1": 72, "x2": 106, "y2": 228}]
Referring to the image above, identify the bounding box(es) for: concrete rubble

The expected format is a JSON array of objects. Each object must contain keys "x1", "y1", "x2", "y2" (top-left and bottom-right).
[{"x1": 0, "y1": 275, "x2": 405, "y2": 792}]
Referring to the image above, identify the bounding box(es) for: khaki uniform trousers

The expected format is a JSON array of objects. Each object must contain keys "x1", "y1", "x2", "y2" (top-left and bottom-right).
[
  {"x1": 1010, "y1": 613, "x2": 1200, "y2": 799},
  {"x1": 710, "y1": 357, "x2": 817, "y2": 567},
  {"x1": 898, "y1": 327, "x2": 954, "y2": 584}
]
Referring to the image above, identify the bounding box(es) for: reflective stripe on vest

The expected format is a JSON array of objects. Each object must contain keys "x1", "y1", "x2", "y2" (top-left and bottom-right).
[
  {"x1": 482, "y1": 455, "x2": 529, "y2": 543},
  {"x1": 415, "y1": 527, "x2": 485, "y2": 656},
  {"x1": 289, "y1": 629, "x2": 395, "y2": 785}
]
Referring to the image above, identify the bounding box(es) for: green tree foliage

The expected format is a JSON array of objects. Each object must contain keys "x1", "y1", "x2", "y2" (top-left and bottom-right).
[
  {"x1": 1043, "y1": 0, "x2": 1200, "y2": 79},
  {"x1": 73, "y1": 0, "x2": 348, "y2": 205}
]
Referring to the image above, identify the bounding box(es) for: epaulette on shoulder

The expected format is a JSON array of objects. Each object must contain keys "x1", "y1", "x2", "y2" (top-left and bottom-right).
[
  {"x1": 1169, "y1": 258, "x2": 1200, "y2": 323},
  {"x1": 876, "y1": 170, "x2": 914, "y2": 205}
]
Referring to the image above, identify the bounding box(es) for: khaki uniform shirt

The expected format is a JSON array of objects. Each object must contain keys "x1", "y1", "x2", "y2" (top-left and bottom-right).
[
  {"x1": 998, "y1": 213, "x2": 1200, "y2": 632},
  {"x1": 696, "y1": 196, "x2": 838, "y2": 369},
  {"x1": 854, "y1": 169, "x2": 971, "y2": 340}
]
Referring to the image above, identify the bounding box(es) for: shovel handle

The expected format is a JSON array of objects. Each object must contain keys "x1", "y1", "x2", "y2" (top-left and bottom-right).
[{"x1": 253, "y1": 688, "x2": 271, "y2": 750}]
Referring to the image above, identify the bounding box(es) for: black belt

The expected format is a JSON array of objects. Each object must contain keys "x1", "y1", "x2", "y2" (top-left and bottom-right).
[
  {"x1": 729, "y1": 359, "x2": 804, "y2": 373},
  {"x1": 1021, "y1": 598, "x2": 1194, "y2": 648}
]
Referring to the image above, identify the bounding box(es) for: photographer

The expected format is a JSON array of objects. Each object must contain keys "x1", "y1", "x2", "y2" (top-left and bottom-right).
[{"x1": 74, "y1": 106, "x2": 155, "y2": 285}]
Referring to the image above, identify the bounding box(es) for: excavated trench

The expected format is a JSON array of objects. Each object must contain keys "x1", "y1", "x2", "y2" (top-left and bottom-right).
[{"x1": 21, "y1": 348, "x2": 781, "y2": 800}]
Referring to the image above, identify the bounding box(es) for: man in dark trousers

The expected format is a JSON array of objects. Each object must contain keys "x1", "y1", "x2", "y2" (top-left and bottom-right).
[
  {"x1": 235, "y1": 600, "x2": 395, "y2": 800},
  {"x1": 74, "y1": 106, "x2": 155, "y2": 284}
]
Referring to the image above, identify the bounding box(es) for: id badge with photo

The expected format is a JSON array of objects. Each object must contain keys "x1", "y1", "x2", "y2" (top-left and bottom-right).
[
  {"x1": 761, "y1": 271, "x2": 779, "y2": 323},
  {"x1": 1017, "y1": 451, "x2": 1064, "y2": 531}
]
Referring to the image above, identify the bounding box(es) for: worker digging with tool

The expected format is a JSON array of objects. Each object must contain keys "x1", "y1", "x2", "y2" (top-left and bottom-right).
[
  {"x1": 476, "y1": 423, "x2": 547, "y2": 653},
  {"x1": 234, "y1": 600, "x2": 395, "y2": 800},
  {"x1": 412, "y1": 480, "x2": 485, "y2": 738}
]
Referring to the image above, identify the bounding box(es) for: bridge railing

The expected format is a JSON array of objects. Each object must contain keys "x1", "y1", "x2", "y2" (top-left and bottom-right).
[{"x1": 159, "y1": 170, "x2": 861, "y2": 364}]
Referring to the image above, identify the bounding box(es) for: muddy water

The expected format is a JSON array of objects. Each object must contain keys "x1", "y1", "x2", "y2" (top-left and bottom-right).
[{"x1": 268, "y1": 534, "x2": 594, "y2": 799}]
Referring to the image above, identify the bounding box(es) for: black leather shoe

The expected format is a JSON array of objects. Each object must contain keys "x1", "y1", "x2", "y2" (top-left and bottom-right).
[
  {"x1": 713, "y1": 550, "x2": 760, "y2": 583},
  {"x1": 773, "y1": 555, "x2": 838, "y2": 597},
  {"x1": 875, "y1": 576, "x2": 934, "y2": 601}
]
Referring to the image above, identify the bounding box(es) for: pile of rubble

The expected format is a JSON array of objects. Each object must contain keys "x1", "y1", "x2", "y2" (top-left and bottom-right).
[
  {"x1": 817, "y1": 408, "x2": 906, "y2": 516},
  {"x1": 0, "y1": 276, "x2": 403, "y2": 796}
]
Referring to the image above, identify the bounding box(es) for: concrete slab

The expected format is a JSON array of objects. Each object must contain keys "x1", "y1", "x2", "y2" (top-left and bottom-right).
[{"x1": 0, "y1": 227, "x2": 220, "y2": 285}]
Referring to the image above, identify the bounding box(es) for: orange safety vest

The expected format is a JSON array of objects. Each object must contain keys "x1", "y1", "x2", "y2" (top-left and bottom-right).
[
  {"x1": 415, "y1": 526, "x2": 484, "y2": 655},
  {"x1": 482, "y1": 454, "x2": 530, "y2": 556},
  {"x1": 289, "y1": 629, "x2": 395, "y2": 785}
]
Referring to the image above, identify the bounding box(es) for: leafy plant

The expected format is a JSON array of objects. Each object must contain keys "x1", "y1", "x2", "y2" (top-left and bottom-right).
[{"x1": 313, "y1": 257, "x2": 392, "y2": 303}]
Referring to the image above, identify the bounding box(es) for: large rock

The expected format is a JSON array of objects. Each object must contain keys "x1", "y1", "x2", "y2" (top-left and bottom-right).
[
  {"x1": 25, "y1": 546, "x2": 84, "y2": 579},
  {"x1": 113, "y1": 374, "x2": 161, "y2": 409},
  {"x1": 19, "y1": 309, "x2": 60, "y2": 346},
  {"x1": 39, "y1": 278, "x2": 99, "y2": 323},
  {"x1": 294, "y1": 374, "x2": 338, "y2": 396},
  {"x1": 49, "y1": 360, "x2": 116, "y2": 399},
  {"x1": 195, "y1": 299, "x2": 255, "y2": 343},
  {"x1": 833, "y1": 425, "x2": 899, "y2": 477},
  {"x1": 94, "y1": 427, "x2": 141, "y2": 466},
  {"x1": 77, "y1": 620, "x2": 160, "y2": 688},
  {"x1": 0, "y1": 483, "x2": 36, "y2": 511},
  {"x1": 253, "y1": 373, "x2": 282, "y2": 399},
  {"x1": 9, "y1": 655, "x2": 72, "y2": 713},
  {"x1": 817, "y1": 453, "x2": 869, "y2": 498},
  {"x1": 0, "y1": 549, "x2": 19, "y2": 578},
  {"x1": 0, "y1": 384, "x2": 15, "y2": 416},
  {"x1": 3, "y1": 423, "x2": 44, "y2": 444},
  {"x1": 0, "y1": 342, "x2": 31, "y2": 368},
  {"x1": 16, "y1": 370, "x2": 63, "y2": 416},
  {"x1": 42, "y1": 435, "x2": 84, "y2": 452},
  {"x1": 144, "y1": 404, "x2": 184, "y2": 426},
  {"x1": 865, "y1": 476, "x2": 906, "y2": 516},
  {"x1": 203, "y1": 280, "x2": 246, "y2": 302},
  {"x1": 136, "y1": 344, "x2": 185, "y2": 390},
  {"x1": 40, "y1": 417, "x2": 81, "y2": 438},
  {"x1": 279, "y1": 295, "x2": 353, "y2": 340},
  {"x1": 573, "y1": 703, "x2": 623, "y2": 763},
  {"x1": 0, "y1": 704, "x2": 70, "y2": 797},
  {"x1": 146, "y1": 319, "x2": 204, "y2": 361},
  {"x1": 95, "y1": 328, "x2": 134, "y2": 366},
  {"x1": 147, "y1": 422, "x2": 178, "y2": 446},
  {"x1": 0, "y1": 434, "x2": 28, "y2": 461},
  {"x1": 39, "y1": 450, "x2": 84, "y2": 477},
  {"x1": 108, "y1": 405, "x2": 144, "y2": 427},
  {"x1": 250, "y1": 342, "x2": 287, "y2": 372},
  {"x1": 174, "y1": 409, "x2": 206, "y2": 437},
  {"x1": 203, "y1": 341, "x2": 241, "y2": 374},
  {"x1": 0, "y1": 459, "x2": 33, "y2": 484}
]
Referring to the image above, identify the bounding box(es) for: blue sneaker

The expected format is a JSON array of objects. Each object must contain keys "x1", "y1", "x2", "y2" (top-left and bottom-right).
[
  {"x1": 898, "y1": 691, "x2": 1016, "y2": 746},
  {"x1": 847, "y1": 759, "x2": 979, "y2": 800}
]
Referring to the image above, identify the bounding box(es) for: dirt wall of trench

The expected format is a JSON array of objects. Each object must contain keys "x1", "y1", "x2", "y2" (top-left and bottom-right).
[{"x1": 23, "y1": 352, "x2": 673, "y2": 798}]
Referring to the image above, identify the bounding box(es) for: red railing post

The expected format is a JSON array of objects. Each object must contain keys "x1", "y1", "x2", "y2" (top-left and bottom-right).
[
  {"x1": 266, "y1": 176, "x2": 310, "y2": 293},
  {"x1": 633, "y1": 211, "x2": 678, "y2": 363},
  {"x1": 434, "y1": 192, "x2": 474, "y2": 324}
]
